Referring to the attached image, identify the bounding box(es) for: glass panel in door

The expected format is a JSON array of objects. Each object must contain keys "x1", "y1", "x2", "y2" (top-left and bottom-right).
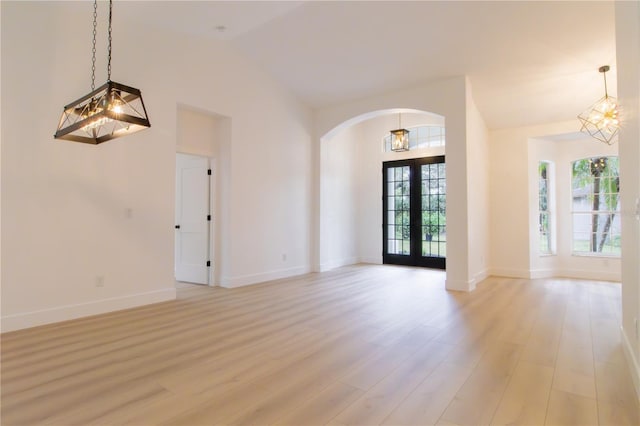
[{"x1": 420, "y1": 161, "x2": 446, "y2": 268}]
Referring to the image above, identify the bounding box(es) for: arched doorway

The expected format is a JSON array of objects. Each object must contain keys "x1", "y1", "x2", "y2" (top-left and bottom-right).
[{"x1": 319, "y1": 109, "x2": 446, "y2": 271}]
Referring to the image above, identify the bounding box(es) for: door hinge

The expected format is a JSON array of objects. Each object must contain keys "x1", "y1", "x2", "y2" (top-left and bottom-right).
[
  {"x1": 207, "y1": 169, "x2": 212, "y2": 175},
  {"x1": 206, "y1": 261, "x2": 211, "y2": 267},
  {"x1": 207, "y1": 214, "x2": 211, "y2": 221}
]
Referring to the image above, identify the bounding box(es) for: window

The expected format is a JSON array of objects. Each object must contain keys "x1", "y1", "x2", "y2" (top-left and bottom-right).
[
  {"x1": 571, "y1": 156, "x2": 620, "y2": 256},
  {"x1": 383, "y1": 125, "x2": 445, "y2": 152},
  {"x1": 538, "y1": 161, "x2": 553, "y2": 254}
]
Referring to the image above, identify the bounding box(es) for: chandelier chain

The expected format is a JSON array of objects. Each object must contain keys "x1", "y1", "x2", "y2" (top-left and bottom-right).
[
  {"x1": 91, "y1": 0, "x2": 97, "y2": 91},
  {"x1": 107, "y1": 0, "x2": 112, "y2": 81}
]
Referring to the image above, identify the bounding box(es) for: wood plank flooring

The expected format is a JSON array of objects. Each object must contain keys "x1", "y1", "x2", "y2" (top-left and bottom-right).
[{"x1": 2, "y1": 264, "x2": 639, "y2": 425}]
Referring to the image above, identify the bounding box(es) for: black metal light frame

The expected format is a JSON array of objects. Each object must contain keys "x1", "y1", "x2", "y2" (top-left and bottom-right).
[
  {"x1": 390, "y1": 128, "x2": 410, "y2": 152},
  {"x1": 55, "y1": 81, "x2": 150, "y2": 145},
  {"x1": 390, "y1": 113, "x2": 410, "y2": 152}
]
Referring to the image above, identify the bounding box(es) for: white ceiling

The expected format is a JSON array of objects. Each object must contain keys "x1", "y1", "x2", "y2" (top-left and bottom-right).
[{"x1": 121, "y1": 1, "x2": 617, "y2": 130}]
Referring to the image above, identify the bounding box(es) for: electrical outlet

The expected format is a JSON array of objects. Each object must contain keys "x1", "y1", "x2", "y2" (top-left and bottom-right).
[
  {"x1": 282, "y1": 253, "x2": 287, "y2": 262},
  {"x1": 96, "y1": 276, "x2": 105, "y2": 288}
]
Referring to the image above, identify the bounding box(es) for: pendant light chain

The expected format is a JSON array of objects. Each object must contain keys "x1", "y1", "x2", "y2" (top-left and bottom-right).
[
  {"x1": 90, "y1": 0, "x2": 113, "y2": 89},
  {"x1": 91, "y1": 0, "x2": 98, "y2": 90},
  {"x1": 107, "y1": 0, "x2": 112, "y2": 82}
]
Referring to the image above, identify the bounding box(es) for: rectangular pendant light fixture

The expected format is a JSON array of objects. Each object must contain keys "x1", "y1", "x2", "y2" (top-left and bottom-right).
[
  {"x1": 55, "y1": 81, "x2": 150, "y2": 145},
  {"x1": 54, "y1": 0, "x2": 150, "y2": 145}
]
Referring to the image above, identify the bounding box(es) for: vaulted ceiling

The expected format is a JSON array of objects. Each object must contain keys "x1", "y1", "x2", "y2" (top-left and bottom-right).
[{"x1": 121, "y1": 1, "x2": 616, "y2": 130}]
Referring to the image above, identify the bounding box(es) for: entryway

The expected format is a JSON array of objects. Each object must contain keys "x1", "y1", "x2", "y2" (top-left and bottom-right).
[{"x1": 383, "y1": 156, "x2": 446, "y2": 269}]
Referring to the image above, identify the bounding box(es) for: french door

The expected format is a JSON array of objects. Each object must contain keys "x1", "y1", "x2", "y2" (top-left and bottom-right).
[{"x1": 383, "y1": 156, "x2": 446, "y2": 269}]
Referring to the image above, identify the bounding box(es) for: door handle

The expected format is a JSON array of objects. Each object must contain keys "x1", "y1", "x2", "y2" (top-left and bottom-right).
[{"x1": 175, "y1": 225, "x2": 180, "y2": 229}]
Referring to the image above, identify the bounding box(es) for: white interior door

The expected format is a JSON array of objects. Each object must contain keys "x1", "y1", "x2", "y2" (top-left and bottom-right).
[{"x1": 175, "y1": 153, "x2": 210, "y2": 284}]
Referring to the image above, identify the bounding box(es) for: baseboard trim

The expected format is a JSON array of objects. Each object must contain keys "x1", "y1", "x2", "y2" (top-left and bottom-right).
[
  {"x1": 474, "y1": 269, "x2": 489, "y2": 284},
  {"x1": 318, "y1": 257, "x2": 359, "y2": 272},
  {"x1": 488, "y1": 268, "x2": 531, "y2": 279},
  {"x1": 489, "y1": 267, "x2": 620, "y2": 282},
  {"x1": 554, "y1": 269, "x2": 621, "y2": 282},
  {"x1": 1, "y1": 288, "x2": 177, "y2": 333},
  {"x1": 358, "y1": 257, "x2": 382, "y2": 265},
  {"x1": 221, "y1": 265, "x2": 311, "y2": 288},
  {"x1": 529, "y1": 269, "x2": 556, "y2": 279},
  {"x1": 445, "y1": 278, "x2": 476, "y2": 292},
  {"x1": 621, "y1": 326, "x2": 640, "y2": 401}
]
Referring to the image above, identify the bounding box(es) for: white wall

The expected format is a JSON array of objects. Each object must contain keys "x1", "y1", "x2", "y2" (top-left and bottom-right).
[
  {"x1": 465, "y1": 82, "x2": 491, "y2": 284},
  {"x1": 177, "y1": 107, "x2": 219, "y2": 158},
  {"x1": 489, "y1": 126, "x2": 533, "y2": 277},
  {"x1": 528, "y1": 136, "x2": 620, "y2": 281},
  {"x1": 1, "y1": 1, "x2": 313, "y2": 331},
  {"x1": 530, "y1": 138, "x2": 561, "y2": 275},
  {"x1": 319, "y1": 125, "x2": 361, "y2": 271},
  {"x1": 615, "y1": 0, "x2": 640, "y2": 398}
]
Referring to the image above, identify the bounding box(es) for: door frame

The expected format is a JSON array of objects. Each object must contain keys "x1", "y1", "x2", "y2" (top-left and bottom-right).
[{"x1": 382, "y1": 156, "x2": 446, "y2": 269}]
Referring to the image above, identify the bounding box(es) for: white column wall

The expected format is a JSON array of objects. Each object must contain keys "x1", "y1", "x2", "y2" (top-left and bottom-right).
[
  {"x1": 318, "y1": 125, "x2": 361, "y2": 271},
  {"x1": 489, "y1": 127, "x2": 534, "y2": 277},
  {"x1": 465, "y1": 82, "x2": 491, "y2": 286}
]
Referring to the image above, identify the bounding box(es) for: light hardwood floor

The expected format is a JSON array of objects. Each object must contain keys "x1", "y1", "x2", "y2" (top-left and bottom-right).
[{"x1": 2, "y1": 265, "x2": 639, "y2": 425}]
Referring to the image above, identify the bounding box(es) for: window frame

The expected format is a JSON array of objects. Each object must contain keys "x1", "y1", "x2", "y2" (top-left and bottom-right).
[
  {"x1": 538, "y1": 161, "x2": 555, "y2": 255},
  {"x1": 570, "y1": 156, "x2": 621, "y2": 257}
]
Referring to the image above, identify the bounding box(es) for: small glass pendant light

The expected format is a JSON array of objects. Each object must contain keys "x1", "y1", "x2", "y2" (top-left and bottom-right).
[{"x1": 390, "y1": 113, "x2": 409, "y2": 152}]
